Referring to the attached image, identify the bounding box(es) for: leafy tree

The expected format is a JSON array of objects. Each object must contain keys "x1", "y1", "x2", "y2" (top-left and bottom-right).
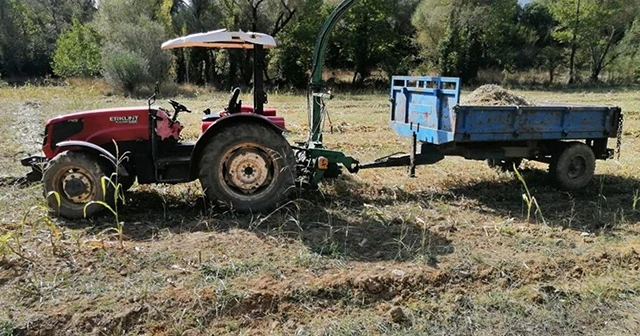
[
  {"x1": 273, "y1": 0, "x2": 327, "y2": 88},
  {"x1": 0, "y1": 0, "x2": 96, "y2": 79},
  {"x1": 437, "y1": 12, "x2": 483, "y2": 82},
  {"x1": 168, "y1": 0, "x2": 300, "y2": 88},
  {"x1": 613, "y1": 18, "x2": 640, "y2": 81},
  {"x1": 412, "y1": 0, "x2": 453, "y2": 66},
  {"x1": 220, "y1": 0, "x2": 300, "y2": 87},
  {"x1": 170, "y1": 0, "x2": 223, "y2": 85},
  {"x1": 52, "y1": 18, "x2": 101, "y2": 78},
  {"x1": 327, "y1": 0, "x2": 419, "y2": 86},
  {"x1": 549, "y1": 0, "x2": 640, "y2": 83},
  {"x1": 378, "y1": 0, "x2": 421, "y2": 78},
  {"x1": 101, "y1": 45, "x2": 149, "y2": 93},
  {"x1": 94, "y1": 0, "x2": 172, "y2": 93},
  {"x1": 412, "y1": 0, "x2": 519, "y2": 82},
  {"x1": 0, "y1": 0, "x2": 53, "y2": 77},
  {"x1": 519, "y1": 2, "x2": 562, "y2": 83}
]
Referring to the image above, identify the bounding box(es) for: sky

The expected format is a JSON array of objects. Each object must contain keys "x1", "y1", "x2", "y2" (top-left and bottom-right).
[{"x1": 519, "y1": 0, "x2": 532, "y2": 4}]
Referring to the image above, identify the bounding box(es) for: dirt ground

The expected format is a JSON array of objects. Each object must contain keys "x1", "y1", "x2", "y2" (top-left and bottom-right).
[{"x1": 1, "y1": 82, "x2": 640, "y2": 335}]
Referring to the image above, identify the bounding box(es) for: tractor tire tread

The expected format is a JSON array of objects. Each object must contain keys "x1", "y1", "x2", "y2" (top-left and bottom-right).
[
  {"x1": 198, "y1": 123, "x2": 295, "y2": 213},
  {"x1": 43, "y1": 151, "x2": 115, "y2": 219}
]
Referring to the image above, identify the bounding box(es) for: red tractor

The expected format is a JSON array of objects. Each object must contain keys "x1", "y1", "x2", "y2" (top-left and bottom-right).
[{"x1": 22, "y1": 30, "x2": 296, "y2": 219}]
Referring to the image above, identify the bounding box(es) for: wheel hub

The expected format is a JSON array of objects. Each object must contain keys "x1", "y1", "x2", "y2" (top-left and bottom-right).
[
  {"x1": 62, "y1": 171, "x2": 93, "y2": 203},
  {"x1": 568, "y1": 156, "x2": 586, "y2": 179},
  {"x1": 226, "y1": 150, "x2": 270, "y2": 193}
]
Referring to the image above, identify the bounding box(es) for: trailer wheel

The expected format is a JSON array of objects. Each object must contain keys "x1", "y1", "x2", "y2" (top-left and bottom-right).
[
  {"x1": 198, "y1": 123, "x2": 295, "y2": 212},
  {"x1": 43, "y1": 151, "x2": 114, "y2": 219},
  {"x1": 549, "y1": 143, "x2": 595, "y2": 190},
  {"x1": 487, "y1": 158, "x2": 523, "y2": 172}
]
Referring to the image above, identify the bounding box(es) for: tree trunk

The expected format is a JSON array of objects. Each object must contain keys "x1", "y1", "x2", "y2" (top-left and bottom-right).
[
  {"x1": 589, "y1": 29, "x2": 617, "y2": 82},
  {"x1": 568, "y1": 0, "x2": 581, "y2": 85}
]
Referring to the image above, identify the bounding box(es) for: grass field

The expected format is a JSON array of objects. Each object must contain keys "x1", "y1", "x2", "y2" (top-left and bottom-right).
[{"x1": 1, "y1": 82, "x2": 640, "y2": 335}]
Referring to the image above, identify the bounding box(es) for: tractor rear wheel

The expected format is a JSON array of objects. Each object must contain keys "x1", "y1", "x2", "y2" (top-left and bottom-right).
[
  {"x1": 43, "y1": 151, "x2": 115, "y2": 219},
  {"x1": 549, "y1": 142, "x2": 595, "y2": 190},
  {"x1": 198, "y1": 123, "x2": 295, "y2": 212}
]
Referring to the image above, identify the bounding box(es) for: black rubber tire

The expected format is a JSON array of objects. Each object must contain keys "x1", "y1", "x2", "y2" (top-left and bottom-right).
[
  {"x1": 549, "y1": 142, "x2": 596, "y2": 191},
  {"x1": 487, "y1": 158, "x2": 523, "y2": 172},
  {"x1": 118, "y1": 175, "x2": 135, "y2": 192},
  {"x1": 198, "y1": 123, "x2": 296, "y2": 212},
  {"x1": 43, "y1": 151, "x2": 115, "y2": 219}
]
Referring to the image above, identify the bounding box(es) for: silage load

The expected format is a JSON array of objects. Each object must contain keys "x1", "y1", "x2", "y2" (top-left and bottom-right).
[{"x1": 462, "y1": 84, "x2": 533, "y2": 106}]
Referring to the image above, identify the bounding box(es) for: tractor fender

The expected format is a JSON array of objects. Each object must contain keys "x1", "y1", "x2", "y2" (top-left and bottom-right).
[
  {"x1": 189, "y1": 114, "x2": 285, "y2": 179},
  {"x1": 56, "y1": 140, "x2": 130, "y2": 176}
]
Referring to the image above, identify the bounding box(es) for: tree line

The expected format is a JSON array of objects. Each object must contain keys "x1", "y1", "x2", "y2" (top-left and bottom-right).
[{"x1": 1, "y1": 0, "x2": 639, "y2": 93}]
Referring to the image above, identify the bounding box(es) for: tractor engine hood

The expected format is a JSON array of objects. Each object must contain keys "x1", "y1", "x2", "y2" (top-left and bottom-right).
[
  {"x1": 43, "y1": 106, "x2": 152, "y2": 159},
  {"x1": 45, "y1": 106, "x2": 151, "y2": 125}
]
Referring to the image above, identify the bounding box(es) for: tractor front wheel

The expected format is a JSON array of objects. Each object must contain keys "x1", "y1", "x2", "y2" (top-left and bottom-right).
[
  {"x1": 43, "y1": 151, "x2": 115, "y2": 219},
  {"x1": 198, "y1": 123, "x2": 296, "y2": 212}
]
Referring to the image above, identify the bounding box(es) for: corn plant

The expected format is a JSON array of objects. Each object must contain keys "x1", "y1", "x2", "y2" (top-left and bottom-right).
[
  {"x1": 14, "y1": 190, "x2": 66, "y2": 256},
  {"x1": 594, "y1": 177, "x2": 607, "y2": 221},
  {"x1": 513, "y1": 164, "x2": 546, "y2": 224},
  {"x1": 84, "y1": 141, "x2": 130, "y2": 247},
  {"x1": 0, "y1": 232, "x2": 12, "y2": 260},
  {"x1": 633, "y1": 190, "x2": 640, "y2": 212},
  {"x1": 0, "y1": 232, "x2": 36, "y2": 264}
]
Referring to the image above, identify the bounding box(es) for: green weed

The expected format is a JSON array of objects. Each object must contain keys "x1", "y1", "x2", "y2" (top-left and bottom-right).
[
  {"x1": 0, "y1": 320, "x2": 14, "y2": 336},
  {"x1": 84, "y1": 142, "x2": 130, "y2": 247},
  {"x1": 513, "y1": 165, "x2": 545, "y2": 224}
]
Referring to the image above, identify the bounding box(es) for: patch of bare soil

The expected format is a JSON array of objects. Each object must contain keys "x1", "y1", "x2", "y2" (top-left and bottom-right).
[
  {"x1": 12, "y1": 101, "x2": 45, "y2": 155},
  {"x1": 141, "y1": 242, "x2": 640, "y2": 333},
  {"x1": 462, "y1": 84, "x2": 533, "y2": 106}
]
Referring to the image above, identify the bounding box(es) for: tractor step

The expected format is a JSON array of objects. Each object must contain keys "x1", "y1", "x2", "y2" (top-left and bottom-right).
[
  {"x1": 156, "y1": 155, "x2": 192, "y2": 184},
  {"x1": 156, "y1": 156, "x2": 191, "y2": 168}
]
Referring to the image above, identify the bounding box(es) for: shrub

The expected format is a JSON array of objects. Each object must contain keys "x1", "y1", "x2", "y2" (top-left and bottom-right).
[
  {"x1": 94, "y1": 0, "x2": 173, "y2": 94},
  {"x1": 52, "y1": 18, "x2": 102, "y2": 78},
  {"x1": 101, "y1": 45, "x2": 149, "y2": 94}
]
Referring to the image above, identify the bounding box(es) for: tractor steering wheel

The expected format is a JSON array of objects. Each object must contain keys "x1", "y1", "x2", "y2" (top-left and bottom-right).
[
  {"x1": 226, "y1": 88, "x2": 241, "y2": 114},
  {"x1": 168, "y1": 99, "x2": 191, "y2": 114}
]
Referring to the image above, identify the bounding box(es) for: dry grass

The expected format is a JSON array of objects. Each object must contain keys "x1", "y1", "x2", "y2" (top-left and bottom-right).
[{"x1": 1, "y1": 82, "x2": 640, "y2": 335}]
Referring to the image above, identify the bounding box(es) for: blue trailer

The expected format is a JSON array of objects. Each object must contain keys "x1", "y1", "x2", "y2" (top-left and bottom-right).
[{"x1": 357, "y1": 76, "x2": 623, "y2": 190}]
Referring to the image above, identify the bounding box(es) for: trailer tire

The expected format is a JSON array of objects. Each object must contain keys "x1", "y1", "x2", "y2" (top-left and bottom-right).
[
  {"x1": 43, "y1": 151, "x2": 115, "y2": 219},
  {"x1": 549, "y1": 143, "x2": 595, "y2": 191},
  {"x1": 198, "y1": 123, "x2": 295, "y2": 213},
  {"x1": 487, "y1": 158, "x2": 523, "y2": 172}
]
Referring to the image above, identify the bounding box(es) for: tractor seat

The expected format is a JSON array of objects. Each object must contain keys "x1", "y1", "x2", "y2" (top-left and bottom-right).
[
  {"x1": 202, "y1": 106, "x2": 277, "y2": 122},
  {"x1": 202, "y1": 113, "x2": 221, "y2": 122}
]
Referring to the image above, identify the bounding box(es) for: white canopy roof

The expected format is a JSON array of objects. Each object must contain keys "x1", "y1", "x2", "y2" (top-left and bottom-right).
[{"x1": 161, "y1": 29, "x2": 277, "y2": 50}]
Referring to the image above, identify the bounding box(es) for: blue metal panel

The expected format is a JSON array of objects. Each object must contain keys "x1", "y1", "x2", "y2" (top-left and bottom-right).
[
  {"x1": 454, "y1": 106, "x2": 615, "y2": 142},
  {"x1": 389, "y1": 76, "x2": 460, "y2": 145},
  {"x1": 389, "y1": 76, "x2": 617, "y2": 144}
]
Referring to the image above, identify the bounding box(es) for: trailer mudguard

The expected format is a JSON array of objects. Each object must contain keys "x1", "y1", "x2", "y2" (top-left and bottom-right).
[{"x1": 189, "y1": 114, "x2": 285, "y2": 179}]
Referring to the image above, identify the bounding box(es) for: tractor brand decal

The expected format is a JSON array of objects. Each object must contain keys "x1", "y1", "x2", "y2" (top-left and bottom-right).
[{"x1": 110, "y1": 116, "x2": 138, "y2": 124}]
